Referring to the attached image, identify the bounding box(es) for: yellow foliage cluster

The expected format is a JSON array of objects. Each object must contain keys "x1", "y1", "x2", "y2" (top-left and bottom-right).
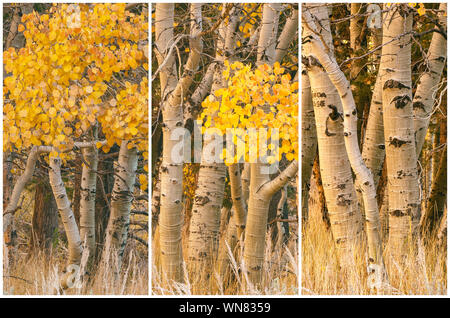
[
  {"x1": 97, "y1": 79, "x2": 148, "y2": 154},
  {"x1": 183, "y1": 163, "x2": 199, "y2": 200},
  {"x1": 3, "y1": 3, "x2": 148, "y2": 158},
  {"x1": 238, "y1": 3, "x2": 261, "y2": 39},
  {"x1": 200, "y1": 61, "x2": 298, "y2": 164}
]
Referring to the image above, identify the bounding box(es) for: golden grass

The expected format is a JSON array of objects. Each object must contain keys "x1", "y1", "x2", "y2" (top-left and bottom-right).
[
  {"x1": 302, "y1": 213, "x2": 447, "y2": 295},
  {"x1": 3, "y1": 247, "x2": 148, "y2": 295},
  {"x1": 3, "y1": 189, "x2": 149, "y2": 295},
  {"x1": 152, "y1": 227, "x2": 298, "y2": 295}
]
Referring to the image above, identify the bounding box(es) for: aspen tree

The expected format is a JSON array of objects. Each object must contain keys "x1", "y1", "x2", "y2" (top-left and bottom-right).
[
  {"x1": 156, "y1": 3, "x2": 203, "y2": 282},
  {"x1": 302, "y1": 4, "x2": 362, "y2": 261},
  {"x1": 380, "y1": 4, "x2": 420, "y2": 259},
  {"x1": 187, "y1": 5, "x2": 235, "y2": 269},
  {"x1": 413, "y1": 3, "x2": 447, "y2": 156},
  {"x1": 303, "y1": 5, "x2": 386, "y2": 283}
]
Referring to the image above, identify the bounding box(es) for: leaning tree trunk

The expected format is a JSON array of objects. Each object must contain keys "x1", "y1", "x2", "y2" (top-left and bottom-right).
[
  {"x1": 302, "y1": 5, "x2": 362, "y2": 263},
  {"x1": 49, "y1": 154, "x2": 83, "y2": 289},
  {"x1": 303, "y1": 6, "x2": 386, "y2": 283},
  {"x1": 79, "y1": 140, "x2": 98, "y2": 267},
  {"x1": 101, "y1": 141, "x2": 138, "y2": 273},
  {"x1": 381, "y1": 5, "x2": 419, "y2": 260},
  {"x1": 413, "y1": 3, "x2": 447, "y2": 157}
]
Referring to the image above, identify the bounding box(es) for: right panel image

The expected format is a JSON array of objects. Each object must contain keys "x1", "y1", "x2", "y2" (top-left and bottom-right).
[{"x1": 301, "y1": 3, "x2": 447, "y2": 295}]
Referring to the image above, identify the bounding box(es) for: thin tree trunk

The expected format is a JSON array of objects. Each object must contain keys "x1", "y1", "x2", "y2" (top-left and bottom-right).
[
  {"x1": 72, "y1": 154, "x2": 82, "y2": 226},
  {"x1": 101, "y1": 141, "x2": 138, "y2": 273},
  {"x1": 49, "y1": 155, "x2": 83, "y2": 289},
  {"x1": 79, "y1": 139, "x2": 98, "y2": 266},
  {"x1": 303, "y1": 6, "x2": 386, "y2": 281},
  {"x1": 301, "y1": 71, "x2": 317, "y2": 222},
  {"x1": 302, "y1": 5, "x2": 362, "y2": 263},
  {"x1": 413, "y1": 3, "x2": 447, "y2": 157}
]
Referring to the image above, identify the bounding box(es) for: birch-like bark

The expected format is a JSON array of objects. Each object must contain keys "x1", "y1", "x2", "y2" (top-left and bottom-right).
[
  {"x1": 275, "y1": 7, "x2": 298, "y2": 63},
  {"x1": 362, "y1": 72, "x2": 384, "y2": 187},
  {"x1": 304, "y1": 5, "x2": 386, "y2": 282},
  {"x1": 228, "y1": 164, "x2": 247, "y2": 240},
  {"x1": 413, "y1": 3, "x2": 447, "y2": 157},
  {"x1": 380, "y1": 5, "x2": 420, "y2": 259},
  {"x1": 302, "y1": 5, "x2": 362, "y2": 262},
  {"x1": 156, "y1": 3, "x2": 203, "y2": 283},
  {"x1": 187, "y1": 6, "x2": 236, "y2": 268},
  {"x1": 49, "y1": 155, "x2": 83, "y2": 289},
  {"x1": 101, "y1": 141, "x2": 138, "y2": 272},
  {"x1": 301, "y1": 71, "x2": 317, "y2": 222},
  {"x1": 79, "y1": 137, "x2": 98, "y2": 265},
  {"x1": 276, "y1": 185, "x2": 288, "y2": 247},
  {"x1": 242, "y1": 3, "x2": 283, "y2": 286}
]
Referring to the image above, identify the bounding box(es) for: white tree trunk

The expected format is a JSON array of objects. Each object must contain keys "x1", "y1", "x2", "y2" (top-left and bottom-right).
[
  {"x1": 156, "y1": 3, "x2": 203, "y2": 283},
  {"x1": 79, "y1": 138, "x2": 98, "y2": 265},
  {"x1": 187, "y1": 6, "x2": 236, "y2": 268},
  {"x1": 302, "y1": 5, "x2": 362, "y2": 262},
  {"x1": 413, "y1": 3, "x2": 447, "y2": 156},
  {"x1": 49, "y1": 154, "x2": 83, "y2": 289},
  {"x1": 101, "y1": 141, "x2": 138, "y2": 272},
  {"x1": 303, "y1": 7, "x2": 386, "y2": 281},
  {"x1": 380, "y1": 5, "x2": 419, "y2": 259}
]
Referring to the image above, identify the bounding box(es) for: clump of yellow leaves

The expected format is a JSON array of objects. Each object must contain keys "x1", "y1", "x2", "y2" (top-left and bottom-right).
[
  {"x1": 200, "y1": 61, "x2": 298, "y2": 164},
  {"x1": 97, "y1": 78, "x2": 148, "y2": 154},
  {"x1": 3, "y1": 3, "x2": 148, "y2": 158},
  {"x1": 183, "y1": 163, "x2": 199, "y2": 201}
]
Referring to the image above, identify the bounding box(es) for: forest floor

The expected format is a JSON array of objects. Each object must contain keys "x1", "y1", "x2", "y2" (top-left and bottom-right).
[{"x1": 302, "y1": 210, "x2": 447, "y2": 295}]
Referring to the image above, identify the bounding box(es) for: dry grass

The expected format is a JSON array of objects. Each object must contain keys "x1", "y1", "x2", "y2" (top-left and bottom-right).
[
  {"x1": 152, "y1": 227, "x2": 298, "y2": 295},
  {"x1": 3, "y1": 246, "x2": 148, "y2": 295},
  {"x1": 302, "y1": 212, "x2": 447, "y2": 295},
  {"x1": 3, "y1": 189, "x2": 149, "y2": 295}
]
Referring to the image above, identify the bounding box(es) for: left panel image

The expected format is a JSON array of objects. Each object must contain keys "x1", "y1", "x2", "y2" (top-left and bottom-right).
[{"x1": 3, "y1": 3, "x2": 149, "y2": 295}]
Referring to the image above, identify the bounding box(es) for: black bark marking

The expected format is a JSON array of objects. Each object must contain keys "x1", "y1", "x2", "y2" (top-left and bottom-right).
[
  {"x1": 413, "y1": 101, "x2": 425, "y2": 111},
  {"x1": 327, "y1": 105, "x2": 342, "y2": 121},
  {"x1": 336, "y1": 238, "x2": 347, "y2": 244},
  {"x1": 383, "y1": 79, "x2": 410, "y2": 90},
  {"x1": 389, "y1": 137, "x2": 410, "y2": 148},
  {"x1": 195, "y1": 196, "x2": 210, "y2": 206},
  {"x1": 390, "y1": 209, "x2": 409, "y2": 217},
  {"x1": 336, "y1": 194, "x2": 352, "y2": 206},
  {"x1": 391, "y1": 95, "x2": 411, "y2": 109}
]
